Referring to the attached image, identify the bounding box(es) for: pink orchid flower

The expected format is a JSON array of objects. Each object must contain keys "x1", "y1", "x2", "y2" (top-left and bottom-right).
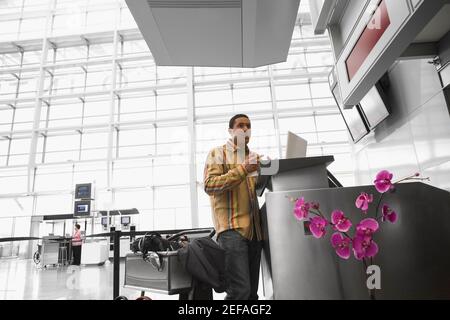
[
  {"x1": 331, "y1": 233, "x2": 351, "y2": 259},
  {"x1": 294, "y1": 197, "x2": 310, "y2": 221},
  {"x1": 374, "y1": 170, "x2": 394, "y2": 193},
  {"x1": 309, "y1": 217, "x2": 328, "y2": 239},
  {"x1": 381, "y1": 204, "x2": 397, "y2": 223},
  {"x1": 356, "y1": 218, "x2": 379, "y2": 238},
  {"x1": 353, "y1": 235, "x2": 379, "y2": 260},
  {"x1": 311, "y1": 202, "x2": 320, "y2": 210},
  {"x1": 331, "y1": 210, "x2": 352, "y2": 232},
  {"x1": 355, "y1": 192, "x2": 373, "y2": 213}
]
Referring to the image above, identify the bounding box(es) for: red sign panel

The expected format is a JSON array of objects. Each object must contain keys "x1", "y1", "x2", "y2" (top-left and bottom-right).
[{"x1": 346, "y1": 0, "x2": 391, "y2": 81}]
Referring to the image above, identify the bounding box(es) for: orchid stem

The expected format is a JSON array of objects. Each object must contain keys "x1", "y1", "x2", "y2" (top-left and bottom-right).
[
  {"x1": 394, "y1": 173, "x2": 429, "y2": 184},
  {"x1": 374, "y1": 192, "x2": 384, "y2": 219},
  {"x1": 309, "y1": 209, "x2": 325, "y2": 219},
  {"x1": 393, "y1": 173, "x2": 418, "y2": 184}
]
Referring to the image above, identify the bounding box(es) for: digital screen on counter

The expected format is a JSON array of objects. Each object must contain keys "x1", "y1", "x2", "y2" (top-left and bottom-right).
[{"x1": 121, "y1": 216, "x2": 130, "y2": 225}]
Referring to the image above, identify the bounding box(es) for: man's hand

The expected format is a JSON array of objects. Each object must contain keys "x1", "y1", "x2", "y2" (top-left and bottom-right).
[{"x1": 244, "y1": 153, "x2": 259, "y2": 173}]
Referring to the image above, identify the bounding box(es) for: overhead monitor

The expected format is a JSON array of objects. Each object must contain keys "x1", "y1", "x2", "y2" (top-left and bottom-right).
[
  {"x1": 75, "y1": 183, "x2": 92, "y2": 200},
  {"x1": 285, "y1": 131, "x2": 307, "y2": 159},
  {"x1": 332, "y1": 84, "x2": 369, "y2": 143},
  {"x1": 359, "y1": 83, "x2": 390, "y2": 130},
  {"x1": 74, "y1": 200, "x2": 91, "y2": 217}
]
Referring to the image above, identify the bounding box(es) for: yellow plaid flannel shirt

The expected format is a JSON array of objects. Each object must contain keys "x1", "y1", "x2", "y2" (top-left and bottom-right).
[{"x1": 203, "y1": 141, "x2": 262, "y2": 241}]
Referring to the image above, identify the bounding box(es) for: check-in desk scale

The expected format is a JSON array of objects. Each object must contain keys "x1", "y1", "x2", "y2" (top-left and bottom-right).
[
  {"x1": 124, "y1": 251, "x2": 192, "y2": 295},
  {"x1": 257, "y1": 156, "x2": 450, "y2": 300},
  {"x1": 37, "y1": 236, "x2": 71, "y2": 268},
  {"x1": 123, "y1": 230, "x2": 213, "y2": 297}
]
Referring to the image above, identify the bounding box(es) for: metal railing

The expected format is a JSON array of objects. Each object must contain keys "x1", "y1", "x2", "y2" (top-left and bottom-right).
[{"x1": 0, "y1": 227, "x2": 214, "y2": 299}]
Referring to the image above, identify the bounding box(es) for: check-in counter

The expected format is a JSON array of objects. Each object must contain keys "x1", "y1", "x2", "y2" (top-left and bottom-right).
[
  {"x1": 259, "y1": 156, "x2": 450, "y2": 299},
  {"x1": 0, "y1": 243, "x2": 14, "y2": 258},
  {"x1": 120, "y1": 237, "x2": 132, "y2": 258},
  {"x1": 81, "y1": 239, "x2": 109, "y2": 265},
  {"x1": 108, "y1": 237, "x2": 133, "y2": 259}
]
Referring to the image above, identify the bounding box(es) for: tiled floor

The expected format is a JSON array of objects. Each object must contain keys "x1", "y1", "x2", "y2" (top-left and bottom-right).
[
  {"x1": 0, "y1": 258, "x2": 174, "y2": 300},
  {"x1": 0, "y1": 258, "x2": 264, "y2": 300}
]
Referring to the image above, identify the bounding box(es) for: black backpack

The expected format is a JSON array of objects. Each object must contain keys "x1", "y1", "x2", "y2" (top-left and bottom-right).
[
  {"x1": 131, "y1": 232, "x2": 181, "y2": 255},
  {"x1": 177, "y1": 237, "x2": 227, "y2": 293}
]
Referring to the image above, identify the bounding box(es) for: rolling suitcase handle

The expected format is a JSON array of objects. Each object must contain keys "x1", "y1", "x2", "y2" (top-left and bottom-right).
[{"x1": 167, "y1": 228, "x2": 215, "y2": 242}]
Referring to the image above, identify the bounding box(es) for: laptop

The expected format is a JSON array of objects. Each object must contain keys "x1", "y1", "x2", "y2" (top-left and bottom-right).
[{"x1": 285, "y1": 131, "x2": 307, "y2": 159}]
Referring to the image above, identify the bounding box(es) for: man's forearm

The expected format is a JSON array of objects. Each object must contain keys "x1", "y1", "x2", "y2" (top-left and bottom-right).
[{"x1": 204, "y1": 165, "x2": 247, "y2": 195}]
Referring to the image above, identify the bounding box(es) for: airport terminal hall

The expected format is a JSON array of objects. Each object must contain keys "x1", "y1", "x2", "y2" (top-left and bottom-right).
[{"x1": 0, "y1": 0, "x2": 450, "y2": 301}]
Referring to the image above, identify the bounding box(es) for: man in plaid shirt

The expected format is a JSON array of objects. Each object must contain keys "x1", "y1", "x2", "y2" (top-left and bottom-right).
[{"x1": 203, "y1": 114, "x2": 263, "y2": 300}]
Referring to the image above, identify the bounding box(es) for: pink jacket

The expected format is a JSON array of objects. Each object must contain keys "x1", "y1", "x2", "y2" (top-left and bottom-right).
[{"x1": 72, "y1": 230, "x2": 82, "y2": 246}]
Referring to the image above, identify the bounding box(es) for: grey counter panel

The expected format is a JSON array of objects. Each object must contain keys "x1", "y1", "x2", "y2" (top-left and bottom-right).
[{"x1": 264, "y1": 182, "x2": 450, "y2": 299}]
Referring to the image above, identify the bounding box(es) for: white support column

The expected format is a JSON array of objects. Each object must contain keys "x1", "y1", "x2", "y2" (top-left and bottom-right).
[
  {"x1": 187, "y1": 67, "x2": 199, "y2": 228},
  {"x1": 26, "y1": 0, "x2": 55, "y2": 258},
  {"x1": 27, "y1": 1, "x2": 54, "y2": 194},
  {"x1": 268, "y1": 65, "x2": 283, "y2": 158},
  {"x1": 106, "y1": 12, "x2": 120, "y2": 192}
]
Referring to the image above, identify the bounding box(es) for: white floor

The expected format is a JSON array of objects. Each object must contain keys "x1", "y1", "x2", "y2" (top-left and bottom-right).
[{"x1": 0, "y1": 258, "x2": 265, "y2": 300}]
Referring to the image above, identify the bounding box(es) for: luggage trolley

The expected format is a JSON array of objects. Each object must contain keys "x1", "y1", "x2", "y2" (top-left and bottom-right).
[{"x1": 123, "y1": 228, "x2": 215, "y2": 299}]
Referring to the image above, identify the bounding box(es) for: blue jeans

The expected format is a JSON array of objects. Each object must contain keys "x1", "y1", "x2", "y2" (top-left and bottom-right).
[{"x1": 217, "y1": 229, "x2": 262, "y2": 300}]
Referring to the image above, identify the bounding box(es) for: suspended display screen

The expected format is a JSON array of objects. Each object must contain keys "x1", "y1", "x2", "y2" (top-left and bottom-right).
[
  {"x1": 346, "y1": 0, "x2": 391, "y2": 81},
  {"x1": 359, "y1": 84, "x2": 390, "y2": 129},
  {"x1": 75, "y1": 183, "x2": 92, "y2": 199},
  {"x1": 74, "y1": 200, "x2": 91, "y2": 217}
]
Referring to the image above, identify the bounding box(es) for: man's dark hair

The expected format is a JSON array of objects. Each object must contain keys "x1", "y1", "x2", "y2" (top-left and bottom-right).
[
  {"x1": 229, "y1": 114, "x2": 250, "y2": 129},
  {"x1": 75, "y1": 224, "x2": 80, "y2": 230}
]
